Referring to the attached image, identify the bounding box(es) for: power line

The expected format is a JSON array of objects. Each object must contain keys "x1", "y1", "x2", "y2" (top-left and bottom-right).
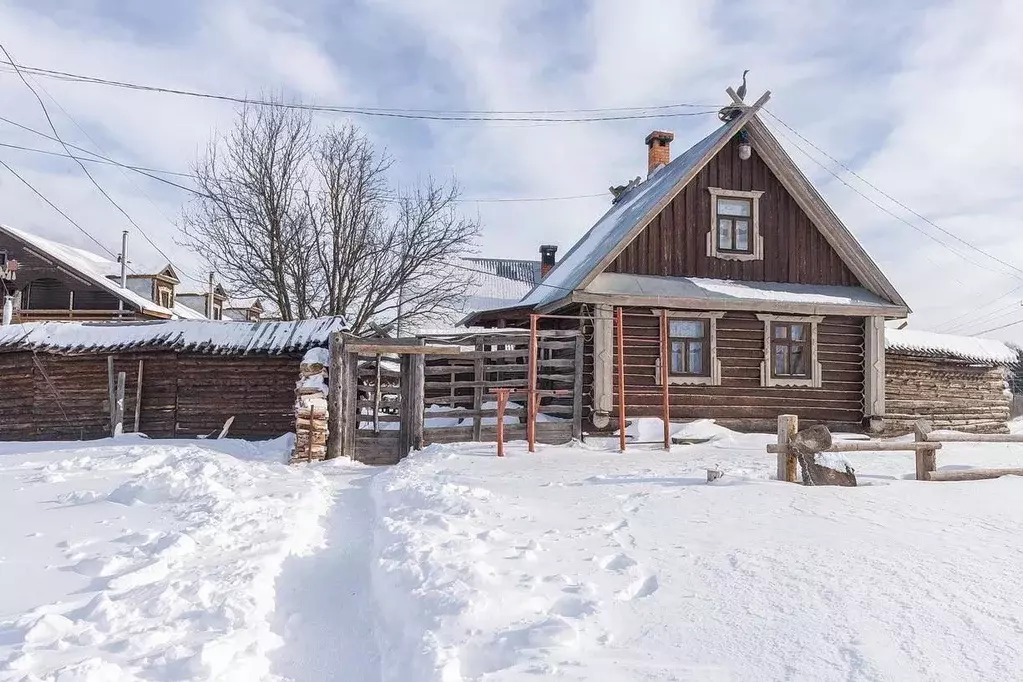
[
  {"x1": 938, "y1": 285, "x2": 1023, "y2": 334},
  {"x1": 760, "y1": 119, "x2": 986, "y2": 287},
  {"x1": 0, "y1": 155, "x2": 119, "y2": 259},
  {"x1": 973, "y1": 315, "x2": 1023, "y2": 337},
  {"x1": 764, "y1": 109, "x2": 1023, "y2": 281},
  {"x1": 0, "y1": 44, "x2": 167, "y2": 276},
  {"x1": 1, "y1": 130, "x2": 609, "y2": 205},
  {"x1": 0, "y1": 61, "x2": 720, "y2": 123}
]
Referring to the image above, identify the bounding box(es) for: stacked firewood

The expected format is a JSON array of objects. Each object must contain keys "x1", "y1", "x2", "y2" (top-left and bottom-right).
[{"x1": 292, "y1": 347, "x2": 330, "y2": 462}]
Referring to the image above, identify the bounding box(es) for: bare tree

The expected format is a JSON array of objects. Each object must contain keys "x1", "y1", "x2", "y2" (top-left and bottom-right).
[{"x1": 183, "y1": 104, "x2": 480, "y2": 331}]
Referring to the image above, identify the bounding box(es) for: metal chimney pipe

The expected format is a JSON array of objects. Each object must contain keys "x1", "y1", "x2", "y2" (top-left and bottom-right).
[
  {"x1": 118, "y1": 230, "x2": 128, "y2": 312},
  {"x1": 207, "y1": 272, "x2": 215, "y2": 319}
]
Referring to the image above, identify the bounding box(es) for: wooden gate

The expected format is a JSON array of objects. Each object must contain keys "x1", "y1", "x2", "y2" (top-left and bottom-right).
[{"x1": 329, "y1": 329, "x2": 584, "y2": 465}]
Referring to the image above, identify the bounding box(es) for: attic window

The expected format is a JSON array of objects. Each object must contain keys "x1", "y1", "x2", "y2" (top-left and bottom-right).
[
  {"x1": 212, "y1": 303, "x2": 223, "y2": 320},
  {"x1": 707, "y1": 188, "x2": 764, "y2": 261}
]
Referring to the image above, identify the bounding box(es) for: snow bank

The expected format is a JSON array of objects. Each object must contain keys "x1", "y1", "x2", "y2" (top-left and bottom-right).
[
  {"x1": 0, "y1": 440, "x2": 332, "y2": 680},
  {"x1": 623, "y1": 417, "x2": 734, "y2": 442}
]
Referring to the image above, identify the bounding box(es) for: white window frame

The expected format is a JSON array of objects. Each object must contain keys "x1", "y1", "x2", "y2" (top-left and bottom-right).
[
  {"x1": 655, "y1": 310, "x2": 725, "y2": 386},
  {"x1": 157, "y1": 285, "x2": 174, "y2": 309},
  {"x1": 707, "y1": 187, "x2": 765, "y2": 261},
  {"x1": 756, "y1": 314, "x2": 823, "y2": 388}
]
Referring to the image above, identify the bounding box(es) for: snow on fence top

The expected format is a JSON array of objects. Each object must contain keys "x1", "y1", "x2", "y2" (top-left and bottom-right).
[
  {"x1": 885, "y1": 327, "x2": 1017, "y2": 365},
  {"x1": 0, "y1": 317, "x2": 347, "y2": 355}
]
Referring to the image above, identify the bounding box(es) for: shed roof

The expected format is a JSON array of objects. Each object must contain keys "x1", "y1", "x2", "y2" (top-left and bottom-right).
[
  {"x1": 885, "y1": 328, "x2": 1017, "y2": 365},
  {"x1": 0, "y1": 317, "x2": 347, "y2": 355}
]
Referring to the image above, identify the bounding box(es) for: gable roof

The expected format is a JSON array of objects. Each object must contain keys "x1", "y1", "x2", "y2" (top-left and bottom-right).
[
  {"x1": 494, "y1": 103, "x2": 908, "y2": 317},
  {"x1": 0, "y1": 224, "x2": 176, "y2": 318}
]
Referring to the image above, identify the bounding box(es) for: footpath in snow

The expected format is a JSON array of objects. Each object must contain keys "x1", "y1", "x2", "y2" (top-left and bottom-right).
[{"x1": 0, "y1": 436, "x2": 332, "y2": 681}]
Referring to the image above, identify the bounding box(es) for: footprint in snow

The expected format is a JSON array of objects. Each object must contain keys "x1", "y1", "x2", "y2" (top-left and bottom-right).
[
  {"x1": 597, "y1": 553, "x2": 638, "y2": 572},
  {"x1": 615, "y1": 574, "x2": 659, "y2": 601}
]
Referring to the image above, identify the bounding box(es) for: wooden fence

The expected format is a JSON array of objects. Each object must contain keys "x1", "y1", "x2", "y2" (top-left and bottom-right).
[
  {"x1": 771, "y1": 415, "x2": 1023, "y2": 483},
  {"x1": 329, "y1": 329, "x2": 584, "y2": 465}
]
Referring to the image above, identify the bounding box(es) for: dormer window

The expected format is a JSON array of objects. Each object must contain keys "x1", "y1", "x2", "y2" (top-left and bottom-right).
[
  {"x1": 707, "y1": 188, "x2": 764, "y2": 261},
  {"x1": 157, "y1": 286, "x2": 174, "y2": 309},
  {"x1": 212, "y1": 303, "x2": 222, "y2": 320}
]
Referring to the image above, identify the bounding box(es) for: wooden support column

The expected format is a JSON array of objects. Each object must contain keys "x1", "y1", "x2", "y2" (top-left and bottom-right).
[
  {"x1": 107, "y1": 356, "x2": 115, "y2": 434},
  {"x1": 112, "y1": 371, "x2": 126, "y2": 437},
  {"x1": 591, "y1": 303, "x2": 613, "y2": 428},
  {"x1": 472, "y1": 338, "x2": 484, "y2": 441},
  {"x1": 777, "y1": 414, "x2": 798, "y2": 482},
  {"x1": 864, "y1": 316, "x2": 885, "y2": 428},
  {"x1": 572, "y1": 332, "x2": 584, "y2": 441},
  {"x1": 659, "y1": 310, "x2": 670, "y2": 450},
  {"x1": 326, "y1": 332, "x2": 344, "y2": 460},
  {"x1": 527, "y1": 314, "x2": 538, "y2": 453},
  {"x1": 616, "y1": 306, "x2": 626, "y2": 453},
  {"x1": 914, "y1": 420, "x2": 937, "y2": 481},
  {"x1": 411, "y1": 345, "x2": 425, "y2": 451},
  {"x1": 343, "y1": 350, "x2": 359, "y2": 458}
]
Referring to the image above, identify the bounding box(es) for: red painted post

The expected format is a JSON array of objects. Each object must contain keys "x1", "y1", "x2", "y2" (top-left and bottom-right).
[
  {"x1": 495, "y1": 389, "x2": 508, "y2": 457},
  {"x1": 616, "y1": 306, "x2": 626, "y2": 453},
  {"x1": 660, "y1": 310, "x2": 670, "y2": 450},
  {"x1": 527, "y1": 314, "x2": 538, "y2": 453}
]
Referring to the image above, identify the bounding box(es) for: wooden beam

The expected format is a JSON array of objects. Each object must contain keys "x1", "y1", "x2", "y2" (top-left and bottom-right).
[
  {"x1": 914, "y1": 420, "x2": 937, "y2": 481},
  {"x1": 107, "y1": 356, "x2": 115, "y2": 435},
  {"x1": 345, "y1": 343, "x2": 464, "y2": 355},
  {"x1": 133, "y1": 359, "x2": 144, "y2": 433},
  {"x1": 326, "y1": 332, "x2": 343, "y2": 460},
  {"x1": 572, "y1": 291, "x2": 906, "y2": 318},
  {"x1": 926, "y1": 468, "x2": 1023, "y2": 482},
  {"x1": 112, "y1": 371, "x2": 126, "y2": 437},
  {"x1": 922, "y1": 432, "x2": 1023, "y2": 443},
  {"x1": 768, "y1": 440, "x2": 943, "y2": 454},
  {"x1": 776, "y1": 414, "x2": 798, "y2": 482},
  {"x1": 572, "y1": 332, "x2": 584, "y2": 442}
]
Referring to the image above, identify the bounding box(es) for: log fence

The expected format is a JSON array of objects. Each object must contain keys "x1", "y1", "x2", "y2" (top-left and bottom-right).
[{"x1": 771, "y1": 414, "x2": 1023, "y2": 483}]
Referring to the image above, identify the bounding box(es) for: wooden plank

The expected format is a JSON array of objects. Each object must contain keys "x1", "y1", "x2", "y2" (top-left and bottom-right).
[
  {"x1": 411, "y1": 352, "x2": 425, "y2": 451},
  {"x1": 768, "y1": 441, "x2": 943, "y2": 454},
  {"x1": 107, "y1": 355, "x2": 115, "y2": 434},
  {"x1": 472, "y1": 339, "x2": 484, "y2": 441},
  {"x1": 922, "y1": 432, "x2": 1023, "y2": 443},
  {"x1": 326, "y1": 332, "x2": 343, "y2": 460},
  {"x1": 347, "y1": 343, "x2": 465, "y2": 355},
  {"x1": 925, "y1": 468, "x2": 1023, "y2": 482},
  {"x1": 133, "y1": 359, "x2": 144, "y2": 433},
  {"x1": 572, "y1": 332, "x2": 584, "y2": 441},
  {"x1": 113, "y1": 371, "x2": 126, "y2": 437}
]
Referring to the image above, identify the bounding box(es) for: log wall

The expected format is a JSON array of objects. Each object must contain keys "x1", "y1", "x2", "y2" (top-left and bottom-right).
[
  {"x1": 883, "y1": 354, "x2": 1010, "y2": 435},
  {"x1": 605, "y1": 308, "x2": 865, "y2": 432},
  {"x1": 0, "y1": 350, "x2": 303, "y2": 441}
]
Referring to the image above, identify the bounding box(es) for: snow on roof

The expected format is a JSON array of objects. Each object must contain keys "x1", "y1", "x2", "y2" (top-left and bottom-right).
[
  {"x1": 885, "y1": 328, "x2": 1017, "y2": 364},
  {"x1": 515, "y1": 118, "x2": 741, "y2": 309},
  {"x1": 0, "y1": 317, "x2": 347, "y2": 355},
  {"x1": 585, "y1": 273, "x2": 902, "y2": 311},
  {"x1": 172, "y1": 301, "x2": 209, "y2": 320},
  {"x1": 0, "y1": 224, "x2": 175, "y2": 318}
]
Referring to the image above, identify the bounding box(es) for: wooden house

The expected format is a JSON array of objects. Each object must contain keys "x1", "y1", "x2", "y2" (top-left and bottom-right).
[
  {"x1": 0, "y1": 224, "x2": 254, "y2": 322},
  {"x1": 466, "y1": 96, "x2": 910, "y2": 432}
]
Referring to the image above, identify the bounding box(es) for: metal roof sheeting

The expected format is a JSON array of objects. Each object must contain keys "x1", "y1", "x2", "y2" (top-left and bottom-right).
[{"x1": 0, "y1": 317, "x2": 347, "y2": 355}]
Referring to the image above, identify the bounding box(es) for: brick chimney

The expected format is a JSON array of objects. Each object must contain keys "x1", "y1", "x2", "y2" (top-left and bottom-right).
[
  {"x1": 539, "y1": 244, "x2": 558, "y2": 278},
  {"x1": 645, "y1": 130, "x2": 674, "y2": 176}
]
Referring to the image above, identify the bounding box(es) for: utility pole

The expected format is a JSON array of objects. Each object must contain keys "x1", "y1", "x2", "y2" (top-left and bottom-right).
[
  {"x1": 207, "y1": 271, "x2": 215, "y2": 319},
  {"x1": 118, "y1": 230, "x2": 128, "y2": 312}
]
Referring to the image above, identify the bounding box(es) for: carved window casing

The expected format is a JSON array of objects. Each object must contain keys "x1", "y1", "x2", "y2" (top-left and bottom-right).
[
  {"x1": 707, "y1": 188, "x2": 765, "y2": 261},
  {"x1": 756, "y1": 314, "x2": 823, "y2": 388},
  {"x1": 656, "y1": 310, "x2": 724, "y2": 386}
]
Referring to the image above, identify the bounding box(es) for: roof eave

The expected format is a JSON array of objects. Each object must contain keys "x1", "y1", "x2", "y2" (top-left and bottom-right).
[{"x1": 573, "y1": 291, "x2": 908, "y2": 318}]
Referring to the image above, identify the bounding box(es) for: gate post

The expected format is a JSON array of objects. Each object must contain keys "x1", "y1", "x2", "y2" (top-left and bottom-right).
[
  {"x1": 326, "y1": 332, "x2": 344, "y2": 460},
  {"x1": 777, "y1": 414, "x2": 798, "y2": 482}
]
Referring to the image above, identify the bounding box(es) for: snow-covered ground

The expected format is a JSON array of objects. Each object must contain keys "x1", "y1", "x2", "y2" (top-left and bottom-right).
[
  {"x1": 4, "y1": 423, "x2": 1023, "y2": 681},
  {"x1": 0, "y1": 436, "x2": 331, "y2": 681}
]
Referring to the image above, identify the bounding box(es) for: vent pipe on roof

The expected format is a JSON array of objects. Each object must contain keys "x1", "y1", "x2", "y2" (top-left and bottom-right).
[
  {"x1": 207, "y1": 272, "x2": 215, "y2": 319},
  {"x1": 540, "y1": 244, "x2": 558, "y2": 278},
  {"x1": 118, "y1": 230, "x2": 128, "y2": 312}
]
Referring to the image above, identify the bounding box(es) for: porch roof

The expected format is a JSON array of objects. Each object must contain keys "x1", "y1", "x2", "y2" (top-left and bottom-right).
[{"x1": 576, "y1": 272, "x2": 907, "y2": 317}]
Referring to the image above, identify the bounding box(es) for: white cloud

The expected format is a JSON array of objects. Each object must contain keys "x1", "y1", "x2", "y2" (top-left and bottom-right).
[{"x1": 2, "y1": 0, "x2": 1022, "y2": 341}]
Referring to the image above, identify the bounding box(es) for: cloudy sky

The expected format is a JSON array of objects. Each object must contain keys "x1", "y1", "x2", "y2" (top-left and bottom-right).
[{"x1": 1, "y1": 0, "x2": 1022, "y2": 341}]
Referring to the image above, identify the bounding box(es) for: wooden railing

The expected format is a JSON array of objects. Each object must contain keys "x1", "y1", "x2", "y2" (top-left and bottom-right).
[{"x1": 12, "y1": 309, "x2": 139, "y2": 322}]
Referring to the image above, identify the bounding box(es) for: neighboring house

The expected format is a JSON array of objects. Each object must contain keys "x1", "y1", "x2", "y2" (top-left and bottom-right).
[
  {"x1": 176, "y1": 285, "x2": 229, "y2": 321},
  {"x1": 0, "y1": 224, "x2": 175, "y2": 321},
  {"x1": 453, "y1": 247, "x2": 557, "y2": 320},
  {"x1": 465, "y1": 102, "x2": 910, "y2": 432},
  {"x1": 0, "y1": 224, "x2": 253, "y2": 323},
  {"x1": 224, "y1": 297, "x2": 265, "y2": 322},
  {"x1": 884, "y1": 328, "x2": 1015, "y2": 434}
]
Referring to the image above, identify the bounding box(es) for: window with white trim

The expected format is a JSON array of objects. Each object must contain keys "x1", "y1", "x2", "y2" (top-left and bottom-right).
[
  {"x1": 707, "y1": 188, "x2": 765, "y2": 261},
  {"x1": 756, "y1": 314, "x2": 823, "y2": 388},
  {"x1": 657, "y1": 310, "x2": 724, "y2": 386}
]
